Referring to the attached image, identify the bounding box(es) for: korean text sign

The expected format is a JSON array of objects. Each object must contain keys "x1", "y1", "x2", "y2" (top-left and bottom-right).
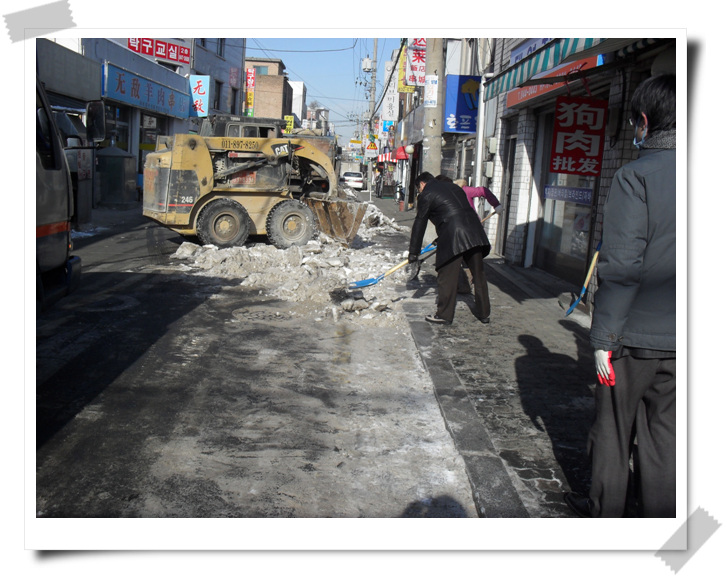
[
  {"x1": 127, "y1": 39, "x2": 191, "y2": 64},
  {"x1": 444, "y1": 75, "x2": 480, "y2": 133},
  {"x1": 549, "y1": 96, "x2": 608, "y2": 176},
  {"x1": 245, "y1": 68, "x2": 256, "y2": 116}
]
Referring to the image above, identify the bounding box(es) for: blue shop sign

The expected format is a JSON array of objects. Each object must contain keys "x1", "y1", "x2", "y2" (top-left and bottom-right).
[
  {"x1": 444, "y1": 75, "x2": 480, "y2": 134},
  {"x1": 103, "y1": 62, "x2": 191, "y2": 119},
  {"x1": 544, "y1": 185, "x2": 593, "y2": 205}
]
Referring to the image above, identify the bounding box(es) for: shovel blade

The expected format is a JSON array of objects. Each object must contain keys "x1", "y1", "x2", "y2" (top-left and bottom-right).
[
  {"x1": 305, "y1": 197, "x2": 367, "y2": 246},
  {"x1": 348, "y1": 276, "x2": 382, "y2": 289}
]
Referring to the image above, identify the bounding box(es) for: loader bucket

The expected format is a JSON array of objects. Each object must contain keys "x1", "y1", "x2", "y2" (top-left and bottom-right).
[{"x1": 305, "y1": 197, "x2": 367, "y2": 246}]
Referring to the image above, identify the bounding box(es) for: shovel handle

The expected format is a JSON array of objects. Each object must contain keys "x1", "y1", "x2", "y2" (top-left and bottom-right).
[
  {"x1": 565, "y1": 240, "x2": 602, "y2": 316},
  {"x1": 383, "y1": 242, "x2": 436, "y2": 278},
  {"x1": 383, "y1": 259, "x2": 410, "y2": 278}
]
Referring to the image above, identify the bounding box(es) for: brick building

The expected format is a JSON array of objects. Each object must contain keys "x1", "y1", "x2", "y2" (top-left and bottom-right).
[{"x1": 244, "y1": 57, "x2": 294, "y2": 119}]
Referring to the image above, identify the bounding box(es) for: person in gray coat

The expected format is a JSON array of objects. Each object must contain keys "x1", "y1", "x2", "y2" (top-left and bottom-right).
[
  {"x1": 565, "y1": 74, "x2": 677, "y2": 518},
  {"x1": 408, "y1": 172, "x2": 491, "y2": 324}
]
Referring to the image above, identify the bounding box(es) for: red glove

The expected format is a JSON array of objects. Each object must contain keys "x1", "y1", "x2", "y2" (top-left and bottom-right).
[{"x1": 596, "y1": 351, "x2": 616, "y2": 386}]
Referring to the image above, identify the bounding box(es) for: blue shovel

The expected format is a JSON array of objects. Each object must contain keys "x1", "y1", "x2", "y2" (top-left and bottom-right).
[{"x1": 348, "y1": 242, "x2": 437, "y2": 289}]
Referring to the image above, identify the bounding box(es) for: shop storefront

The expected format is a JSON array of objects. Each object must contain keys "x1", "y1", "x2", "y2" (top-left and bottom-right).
[
  {"x1": 101, "y1": 61, "x2": 191, "y2": 191},
  {"x1": 486, "y1": 37, "x2": 677, "y2": 291},
  {"x1": 530, "y1": 92, "x2": 609, "y2": 285}
]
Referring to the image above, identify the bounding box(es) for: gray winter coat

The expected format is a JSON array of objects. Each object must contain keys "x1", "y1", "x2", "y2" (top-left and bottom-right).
[
  {"x1": 409, "y1": 180, "x2": 491, "y2": 270},
  {"x1": 590, "y1": 146, "x2": 676, "y2": 353}
]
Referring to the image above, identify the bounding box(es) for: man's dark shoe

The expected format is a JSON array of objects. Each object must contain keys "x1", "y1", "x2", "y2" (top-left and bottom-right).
[
  {"x1": 425, "y1": 314, "x2": 451, "y2": 325},
  {"x1": 564, "y1": 492, "x2": 593, "y2": 518}
]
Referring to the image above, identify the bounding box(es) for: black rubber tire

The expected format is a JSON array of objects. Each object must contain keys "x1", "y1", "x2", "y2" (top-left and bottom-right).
[
  {"x1": 266, "y1": 199, "x2": 316, "y2": 249},
  {"x1": 196, "y1": 199, "x2": 251, "y2": 248}
]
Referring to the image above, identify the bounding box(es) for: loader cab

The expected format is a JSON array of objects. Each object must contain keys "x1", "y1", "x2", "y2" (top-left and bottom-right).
[{"x1": 199, "y1": 115, "x2": 285, "y2": 139}]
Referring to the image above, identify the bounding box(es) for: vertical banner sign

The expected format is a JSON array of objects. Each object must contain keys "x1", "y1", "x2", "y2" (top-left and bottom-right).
[
  {"x1": 423, "y1": 75, "x2": 438, "y2": 108},
  {"x1": 245, "y1": 68, "x2": 256, "y2": 117},
  {"x1": 549, "y1": 96, "x2": 608, "y2": 176},
  {"x1": 381, "y1": 61, "x2": 398, "y2": 140},
  {"x1": 444, "y1": 75, "x2": 480, "y2": 133},
  {"x1": 189, "y1": 75, "x2": 210, "y2": 117},
  {"x1": 405, "y1": 38, "x2": 427, "y2": 87},
  {"x1": 397, "y1": 48, "x2": 415, "y2": 93}
]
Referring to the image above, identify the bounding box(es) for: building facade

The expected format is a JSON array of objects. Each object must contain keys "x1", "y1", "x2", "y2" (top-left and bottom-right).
[
  {"x1": 243, "y1": 57, "x2": 294, "y2": 119},
  {"x1": 37, "y1": 38, "x2": 306, "y2": 213},
  {"x1": 393, "y1": 37, "x2": 678, "y2": 309},
  {"x1": 192, "y1": 38, "x2": 246, "y2": 116},
  {"x1": 38, "y1": 38, "x2": 193, "y2": 210},
  {"x1": 485, "y1": 38, "x2": 677, "y2": 296},
  {"x1": 289, "y1": 81, "x2": 307, "y2": 127}
]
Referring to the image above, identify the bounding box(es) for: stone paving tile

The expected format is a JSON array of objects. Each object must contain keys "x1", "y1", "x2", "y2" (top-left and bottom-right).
[{"x1": 368, "y1": 197, "x2": 598, "y2": 518}]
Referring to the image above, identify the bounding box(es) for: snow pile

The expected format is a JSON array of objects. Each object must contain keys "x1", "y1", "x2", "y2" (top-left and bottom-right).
[{"x1": 170, "y1": 202, "x2": 416, "y2": 325}]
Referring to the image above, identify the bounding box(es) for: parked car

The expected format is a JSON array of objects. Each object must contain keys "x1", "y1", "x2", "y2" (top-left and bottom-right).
[{"x1": 341, "y1": 171, "x2": 364, "y2": 190}]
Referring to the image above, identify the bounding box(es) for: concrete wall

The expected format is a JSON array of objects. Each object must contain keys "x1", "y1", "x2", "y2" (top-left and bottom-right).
[
  {"x1": 192, "y1": 38, "x2": 245, "y2": 115},
  {"x1": 37, "y1": 38, "x2": 102, "y2": 102}
]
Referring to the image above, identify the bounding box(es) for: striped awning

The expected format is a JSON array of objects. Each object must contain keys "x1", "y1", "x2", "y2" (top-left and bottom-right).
[
  {"x1": 377, "y1": 152, "x2": 395, "y2": 163},
  {"x1": 483, "y1": 38, "x2": 608, "y2": 101}
]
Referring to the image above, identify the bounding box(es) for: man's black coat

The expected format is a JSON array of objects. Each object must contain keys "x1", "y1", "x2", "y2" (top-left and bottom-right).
[{"x1": 409, "y1": 180, "x2": 491, "y2": 270}]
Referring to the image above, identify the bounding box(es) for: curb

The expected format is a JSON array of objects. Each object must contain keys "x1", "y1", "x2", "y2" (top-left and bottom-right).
[{"x1": 403, "y1": 300, "x2": 530, "y2": 518}]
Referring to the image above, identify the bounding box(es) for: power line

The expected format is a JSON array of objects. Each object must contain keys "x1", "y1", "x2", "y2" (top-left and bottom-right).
[
  {"x1": 246, "y1": 39, "x2": 358, "y2": 54},
  {"x1": 372, "y1": 38, "x2": 406, "y2": 117},
  {"x1": 248, "y1": 38, "x2": 354, "y2": 120}
]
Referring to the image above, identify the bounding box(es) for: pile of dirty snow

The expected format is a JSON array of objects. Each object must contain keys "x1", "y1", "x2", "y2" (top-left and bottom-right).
[{"x1": 170, "y1": 202, "x2": 417, "y2": 325}]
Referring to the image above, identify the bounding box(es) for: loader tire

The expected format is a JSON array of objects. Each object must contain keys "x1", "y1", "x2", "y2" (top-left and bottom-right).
[
  {"x1": 197, "y1": 199, "x2": 251, "y2": 248},
  {"x1": 266, "y1": 199, "x2": 316, "y2": 249}
]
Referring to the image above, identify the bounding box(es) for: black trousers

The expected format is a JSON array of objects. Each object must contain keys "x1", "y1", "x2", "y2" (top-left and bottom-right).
[
  {"x1": 587, "y1": 354, "x2": 677, "y2": 517},
  {"x1": 435, "y1": 247, "x2": 490, "y2": 322}
]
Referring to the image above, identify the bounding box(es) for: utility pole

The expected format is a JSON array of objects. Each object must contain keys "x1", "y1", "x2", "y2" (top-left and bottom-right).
[
  {"x1": 474, "y1": 38, "x2": 495, "y2": 187},
  {"x1": 367, "y1": 38, "x2": 378, "y2": 193},
  {"x1": 422, "y1": 38, "x2": 444, "y2": 178}
]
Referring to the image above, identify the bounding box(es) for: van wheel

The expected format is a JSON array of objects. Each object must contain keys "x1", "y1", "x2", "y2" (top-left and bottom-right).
[
  {"x1": 197, "y1": 199, "x2": 251, "y2": 247},
  {"x1": 266, "y1": 200, "x2": 316, "y2": 248}
]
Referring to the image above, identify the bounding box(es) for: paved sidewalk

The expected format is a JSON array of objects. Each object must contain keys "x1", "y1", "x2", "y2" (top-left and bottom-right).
[
  {"x1": 370, "y1": 194, "x2": 597, "y2": 517},
  {"x1": 74, "y1": 195, "x2": 599, "y2": 518}
]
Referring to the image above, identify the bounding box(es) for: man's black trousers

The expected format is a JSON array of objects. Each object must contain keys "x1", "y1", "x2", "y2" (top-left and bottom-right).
[
  {"x1": 587, "y1": 354, "x2": 677, "y2": 517},
  {"x1": 435, "y1": 247, "x2": 490, "y2": 323}
]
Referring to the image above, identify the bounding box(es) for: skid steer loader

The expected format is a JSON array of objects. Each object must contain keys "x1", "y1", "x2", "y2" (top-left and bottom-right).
[{"x1": 143, "y1": 116, "x2": 366, "y2": 248}]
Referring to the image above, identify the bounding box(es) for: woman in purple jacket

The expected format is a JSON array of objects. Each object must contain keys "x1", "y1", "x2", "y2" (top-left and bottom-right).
[{"x1": 454, "y1": 179, "x2": 503, "y2": 216}]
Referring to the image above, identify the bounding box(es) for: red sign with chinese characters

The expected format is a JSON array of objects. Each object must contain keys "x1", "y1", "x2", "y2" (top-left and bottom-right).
[
  {"x1": 549, "y1": 96, "x2": 608, "y2": 177},
  {"x1": 405, "y1": 38, "x2": 427, "y2": 87}
]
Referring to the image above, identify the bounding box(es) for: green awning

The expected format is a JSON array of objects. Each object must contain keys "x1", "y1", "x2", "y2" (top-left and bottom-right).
[{"x1": 483, "y1": 38, "x2": 608, "y2": 101}]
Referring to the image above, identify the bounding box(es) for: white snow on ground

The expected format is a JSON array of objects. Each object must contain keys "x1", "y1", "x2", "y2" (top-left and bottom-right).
[{"x1": 169, "y1": 202, "x2": 416, "y2": 326}]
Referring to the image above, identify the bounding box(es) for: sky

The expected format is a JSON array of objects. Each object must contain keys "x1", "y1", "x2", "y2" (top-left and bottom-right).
[{"x1": 245, "y1": 37, "x2": 402, "y2": 144}]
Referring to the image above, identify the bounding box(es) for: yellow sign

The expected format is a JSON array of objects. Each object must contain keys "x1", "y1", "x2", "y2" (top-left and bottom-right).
[
  {"x1": 284, "y1": 115, "x2": 295, "y2": 132},
  {"x1": 397, "y1": 48, "x2": 415, "y2": 94}
]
